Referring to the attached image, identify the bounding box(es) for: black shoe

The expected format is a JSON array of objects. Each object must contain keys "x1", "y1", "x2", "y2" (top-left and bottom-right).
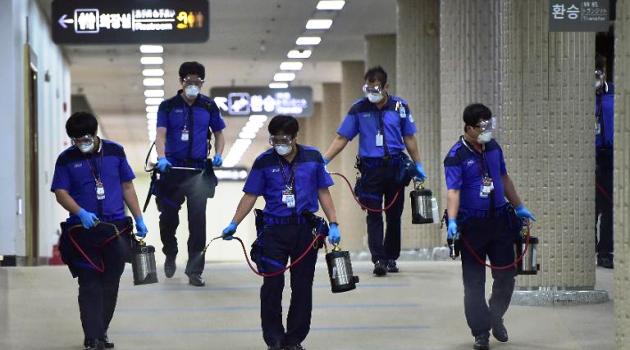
[
  {"x1": 84, "y1": 339, "x2": 104, "y2": 350},
  {"x1": 285, "y1": 345, "x2": 306, "y2": 350},
  {"x1": 387, "y1": 259, "x2": 399, "y2": 273},
  {"x1": 597, "y1": 255, "x2": 614, "y2": 269},
  {"x1": 164, "y1": 255, "x2": 177, "y2": 278},
  {"x1": 491, "y1": 318, "x2": 508, "y2": 342},
  {"x1": 267, "y1": 347, "x2": 283, "y2": 350},
  {"x1": 188, "y1": 274, "x2": 206, "y2": 287},
  {"x1": 100, "y1": 334, "x2": 114, "y2": 348},
  {"x1": 473, "y1": 334, "x2": 490, "y2": 350},
  {"x1": 373, "y1": 260, "x2": 387, "y2": 276}
]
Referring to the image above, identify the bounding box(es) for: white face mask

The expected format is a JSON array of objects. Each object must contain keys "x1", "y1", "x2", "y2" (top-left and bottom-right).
[
  {"x1": 274, "y1": 144, "x2": 292, "y2": 156},
  {"x1": 367, "y1": 92, "x2": 384, "y2": 104},
  {"x1": 478, "y1": 131, "x2": 493, "y2": 144},
  {"x1": 184, "y1": 85, "x2": 200, "y2": 99},
  {"x1": 78, "y1": 142, "x2": 95, "y2": 153}
]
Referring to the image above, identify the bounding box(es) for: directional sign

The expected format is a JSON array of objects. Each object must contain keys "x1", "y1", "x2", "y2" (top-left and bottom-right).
[
  {"x1": 210, "y1": 87, "x2": 313, "y2": 118},
  {"x1": 52, "y1": 0, "x2": 209, "y2": 44},
  {"x1": 549, "y1": 0, "x2": 610, "y2": 32}
]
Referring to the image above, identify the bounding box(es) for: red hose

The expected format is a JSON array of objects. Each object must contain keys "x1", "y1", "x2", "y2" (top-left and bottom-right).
[
  {"x1": 67, "y1": 223, "x2": 131, "y2": 273},
  {"x1": 232, "y1": 234, "x2": 325, "y2": 277},
  {"x1": 329, "y1": 172, "x2": 401, "y2": 213},
  {"x1": 460, "y1": 224, "x2": 532, "y2": 270}
]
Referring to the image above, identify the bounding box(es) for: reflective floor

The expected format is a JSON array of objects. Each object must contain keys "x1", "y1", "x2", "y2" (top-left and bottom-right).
[{"x1": 0, "y1": 261, "x2": 614, "y2": 350}]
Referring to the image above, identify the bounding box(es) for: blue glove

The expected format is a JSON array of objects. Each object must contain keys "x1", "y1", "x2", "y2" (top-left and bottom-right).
[
  {"x1": 77, "y1": 208, "x2": 99, "y2": 229},
  {"x1": 222, "y1": 221, "x2": 238, "y2": 240},
  {"x1": 156, "y1": 157, "x2": 172, "y2": 172},
  {"x1": 212, "y1": 154, "x2": 223, "y2": 167},
  {"x1": 415, "y1": 162, "x2": 427, "y2": 181},
  {"x1": 328, "y1": 223, "x2": 341, "y2": 245},
  {"x1": 447, "y1": 219, "x2": 459, "y2": 239},
  {"x1": 135, "y1": 216, "x2": 148, "y2": 238},
  {"x1": 515, "y1": 204, "x2": 536, "y2": 222}
]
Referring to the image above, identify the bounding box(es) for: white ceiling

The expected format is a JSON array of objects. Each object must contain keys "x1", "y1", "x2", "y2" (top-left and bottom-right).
[{"x1": 37, "y1": 0, "x2": 397, "y2": 168}]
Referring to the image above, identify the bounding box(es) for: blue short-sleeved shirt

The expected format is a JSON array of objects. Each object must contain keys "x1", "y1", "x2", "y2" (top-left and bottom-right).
[
  {"x1": 243, "y1": 145, "x2": 334, "y2": 217},
  {"x1": 443, "y1": 138, "x2": 508, "y2": 211},
  {"x1": 157, "y1": 92, "x2": 226, "y2": 163},
  {"x1": 596, "y1": 83, "x2": 614, "y2": 149},
  {"x1": 337, "y1": 96, "x2": 416, "y2": 157},
  {"x1": 51, "y1": 140, "x2": 136, "y2": 224}
]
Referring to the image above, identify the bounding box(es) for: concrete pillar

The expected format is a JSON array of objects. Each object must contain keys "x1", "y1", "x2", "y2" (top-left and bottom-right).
[
  {"x1": 329, "y1": 61, "x2": 365, "y2": 252},
  {"x1": 300, "y1": 101, "x2": 322, "y2": 148},
  {"x1": 614, "y1": 0, "x2": 630, "y2": 346},
  {"x1": 397, "y1": 0, "x2": 441, "y2": 251},
  {"x1": 320, "y1": 83, "x2": 341, "y2": 151},
  {"x1": 366, "y1": 34, "x2": 397, "y2": 94},
  {"x1": 500, "y1": 0, "x2": 606, "y2": 304}
]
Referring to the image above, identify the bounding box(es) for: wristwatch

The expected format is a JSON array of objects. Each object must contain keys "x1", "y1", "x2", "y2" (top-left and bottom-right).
[{"x1": 329, "y1": 221, "x2": 339, "y2": 226}]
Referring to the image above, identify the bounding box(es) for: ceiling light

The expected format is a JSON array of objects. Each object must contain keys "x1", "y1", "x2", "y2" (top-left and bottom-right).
[
  {"x1": 146, "y1": 113, "x2": 157, "y2": 120},
  {"x1": 305, "y1": 19, "x2": 333, "y2": 30},
  {"x1": 274, "y1": 72, "x2": 296, "y2": 82},
  {"x1": 316, "y1": 0, "x2": 345, "y2": 10},
  {"x1": 269, "y1": 82, "x2": 289, "y2": 89},
  {"x1": 144, "y1": 90, "x2": 164, "y2": 98},
  {"x1": 139, "y1": 45, "x2": 164, "y2": 54},
  {"x1": 146, "y1": 105, "x2": 159, "y2": 113},
  {"x1": 280, "y1": 62, "x2": 303, "y2": 71},
  {"x1": 141, "y1": 56, "x2": 163, "y2": 65},
  {"x1": 287, "y1": 50, "x2": 312, "y2": 59},
  {"x1": 239, "y1": 131, "x2": 258, "y2": 139},
  {"x1": 249, "y1": 115, "x2": 268, "y2": 122},
  {"x1": 142, "y1": 68, "x2": 165, "y2": 77},
  {"x1": 143, "y1": 78, "x2": 164, "y2": 87},
  {"x1": 145, "y1": 97, "x2": 164, "y2": 105},
  {"x1": 296, "y1": 36, "x2": 322, "y2": 46}
]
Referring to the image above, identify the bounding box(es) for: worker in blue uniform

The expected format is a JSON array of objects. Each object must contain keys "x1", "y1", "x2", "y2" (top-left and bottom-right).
[
  {"x1": 222, "y1": 115, "x2": 341, "y2": 350},
  {"x1": 323, "y1": 66, "x2": 426, "y2": 276},
  {"x1": 444, "y1": 104, "x2": 535, "y2": 350},
  {"x1": 51, "y1": 112, "x2": 148, "y2": 350},
  {"x1": 155, "y1": 61, "x2": 226, "y2": 286},
  {"x1": 595, "y1": 54, "x2": 614, "y2": 269}
]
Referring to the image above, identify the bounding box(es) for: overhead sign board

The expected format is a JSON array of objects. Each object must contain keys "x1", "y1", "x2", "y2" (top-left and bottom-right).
[
  {"x1": 549, "y1": 0, "x2": 609, "y2": 32},
  {"x1": 210, "y1": 87, "x2": 313, "y2": 118},
  {"x1": 52, "y1": 0, "x2": 209, "y2": 44}
]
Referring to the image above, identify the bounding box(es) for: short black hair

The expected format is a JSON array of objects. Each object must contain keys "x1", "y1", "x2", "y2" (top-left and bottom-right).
[
  {"x1": 179, "y1": 61, "x2": 205, "y2": 80},
  {"x1": 66, "y1": 112, "x2": 98, "y2": 138},
  {"x1": 595, "y1": 53, "x2": 607, "y2": 72},
  {"x1": 463, "y1": 103, "x2": 492, "y2": 127},
  {"x1": 364, "y1": 66, "x2": 387, "y2": 87},
  {"x1": 268, "y1": 115, "x2": 299, "y2": 138}
]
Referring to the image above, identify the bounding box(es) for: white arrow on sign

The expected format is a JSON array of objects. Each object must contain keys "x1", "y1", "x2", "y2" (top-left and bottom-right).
[{"x1": 58, "y1": 14, "x2": 74, "y2": 29}]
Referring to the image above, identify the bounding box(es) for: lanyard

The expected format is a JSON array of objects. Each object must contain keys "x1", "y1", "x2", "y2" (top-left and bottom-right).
[
  {"x1": 276, "y1": 153, "x2": 297, "y2": 190},
  {"x1": 84, "y1": 146, "x2": 104, "y2": 186},
  {"x1": 376, "y1": 110, "x2": 390, "y2": 156},
  {"x1": 460, "y1": 137, "x2": 489, "y2": 178}
]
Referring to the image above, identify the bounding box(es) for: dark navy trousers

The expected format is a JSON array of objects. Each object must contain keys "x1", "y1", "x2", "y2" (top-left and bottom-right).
[
  {"x1": 157, "y1": 169, "x2": 209, "y2": 275},
  {"x1": 256, "y1": 223, "x2": 318, "y2": 348},
  {"x1": 459, "y1": 212, "x2": 516, "y2": 337},
  {"x1": 357, "y1": 159, "x2": 405, "y2": 263}
]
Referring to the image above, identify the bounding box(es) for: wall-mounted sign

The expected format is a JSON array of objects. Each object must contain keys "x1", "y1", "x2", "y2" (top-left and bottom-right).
[
  {"x1": 52, "y1": 0, "x2": 209, "y2": 44},
  {"x1": 549, "y1": 0, "x2": 609, "y2": 32},
  {"x1": 210, "y1": 87, "x2": 313, "y2": 118}
]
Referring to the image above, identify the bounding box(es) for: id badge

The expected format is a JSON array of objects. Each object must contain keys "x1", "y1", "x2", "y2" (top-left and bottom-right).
[
  {"x1": 282, "y1": 189, "x2": 296, "y2": 208},
  {"x1": 479, "y1": 177, "x2": 494, "y2": 199},
  {"x1": 375, "y1": 133, "x2": 384, "y2": 147},
  {"x1": 96, "y1": 181, "x2": 106, "y2": 200},
  {"x1": 181, "y1": 129, "x2": 190, "y2": 142}
]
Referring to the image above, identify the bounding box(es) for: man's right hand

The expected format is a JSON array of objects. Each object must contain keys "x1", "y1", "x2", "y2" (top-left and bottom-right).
[
  {"x1": 77, "y1": 208, "x2": 99, "y2": 229},
  {"x1": 222, "y1": 221, "x2": 238, "y2": 240},
  {"x1": 156, "y1": 157, "x2": 172, "y2": 172},
  {"x1": 447, "y1": 219, "x2": 459, "y2": 239}
]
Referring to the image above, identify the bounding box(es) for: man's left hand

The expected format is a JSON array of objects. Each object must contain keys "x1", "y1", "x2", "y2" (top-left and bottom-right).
[
  {"x1": 212, "y1": 154, "x2": 223, "y2": 167},
  {"x1": 515, "y1": 204, "x2": 536, "y2": 222},
  {"x1": 415, "y1": 162, "x2": 427, "y2": 181}
]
